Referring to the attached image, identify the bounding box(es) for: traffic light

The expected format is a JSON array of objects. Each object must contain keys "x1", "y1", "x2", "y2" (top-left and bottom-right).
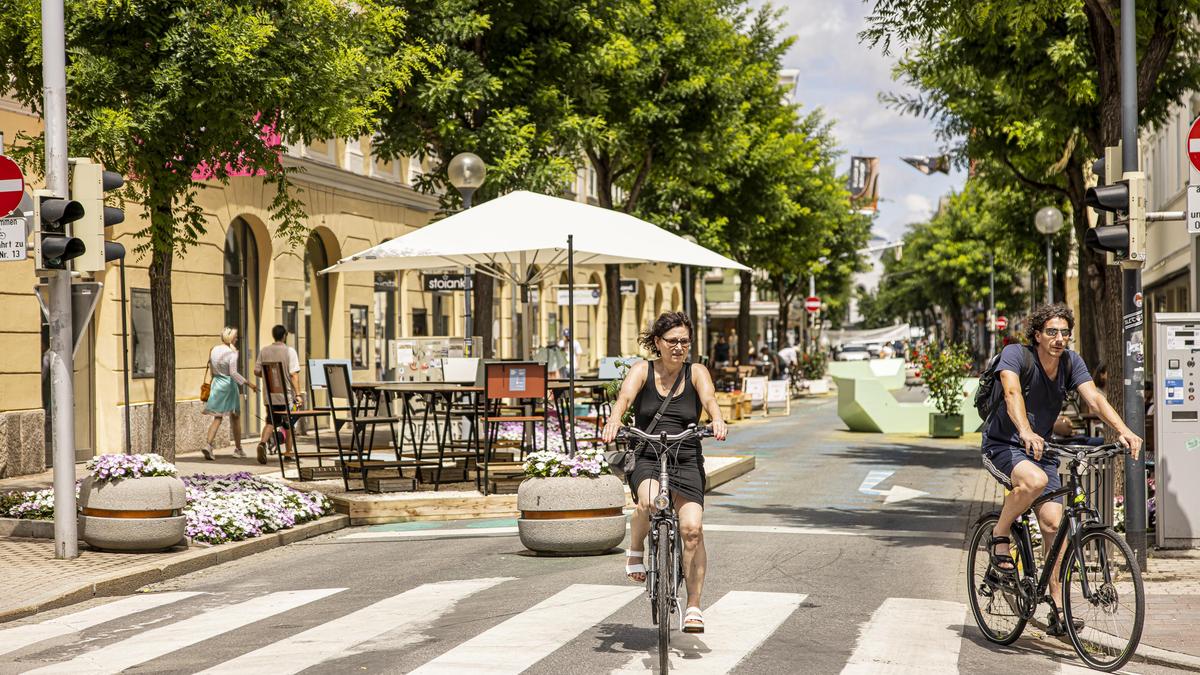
[
  {"x1": 32, "y1": 189, "x2": 85, "y2": 271},
  {"x1": 71, "y1": 158, "x2": 126, "y2": 272},
  {"x1": 1084, "y1": 144, "x2": 1147, "y2": 265}
]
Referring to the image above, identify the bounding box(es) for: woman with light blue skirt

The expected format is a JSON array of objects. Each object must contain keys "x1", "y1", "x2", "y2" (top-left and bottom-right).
[{"x1": 203, "y1": 327, "x2": 257, "y2": 459}]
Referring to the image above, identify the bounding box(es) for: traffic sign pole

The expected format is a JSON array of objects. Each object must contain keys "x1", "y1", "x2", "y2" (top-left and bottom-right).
[{"x1": 42, "y1": 0, "x2": 79, "y2": 560}]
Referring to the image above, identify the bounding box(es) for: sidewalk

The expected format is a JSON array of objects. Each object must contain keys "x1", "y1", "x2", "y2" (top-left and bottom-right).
[
  {"x1": 0, "y1": 444, "x2": 347, "y2": 624},
  {"x1": 963, "y1": 464, "x2": 1200, "y2": 669}
]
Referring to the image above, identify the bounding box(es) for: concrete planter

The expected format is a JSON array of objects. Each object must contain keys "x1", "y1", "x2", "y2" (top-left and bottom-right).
[
  {"x1": 517, "y1": 475, "x2": 626, "y2": 556},
  {"x1": 77, "y1": 475, "x2": 187, "y2": 552},
  {"x1": 805, "y1": 378, "x2": 830, "y2": 394},
  {"x1": 929, "y1": 413, "x2": 964, "y2": 438}
]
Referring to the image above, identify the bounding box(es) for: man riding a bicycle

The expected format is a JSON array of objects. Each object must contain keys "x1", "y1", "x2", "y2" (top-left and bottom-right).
[
  {"x1": 982, "y1": 303, "x2": 1142, "y2": 635},
  {"x1": 601, "y1": 311, "x2": 728, "y2": 635}
]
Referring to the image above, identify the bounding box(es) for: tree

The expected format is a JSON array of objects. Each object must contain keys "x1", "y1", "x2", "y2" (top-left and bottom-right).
[
  {"x1": 863, "y1": 0, "x2": 1200, "y2": 417},
  {"x1": 0, "y1": 0, "x2": 432, "y2": 458},
  {"x1": 372, "y1": 0, "x2": 590, "y2": 356},
  {"x1": 554, "y1": 0, "x2": 761, "y2": 357}
]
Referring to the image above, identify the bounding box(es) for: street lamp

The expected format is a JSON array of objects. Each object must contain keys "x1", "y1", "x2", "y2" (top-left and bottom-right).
[
  {"x1": 448, "y1": 152, "x2": 487, "y2": 353},
  {"x1": 1034, "y1": 206, "x2": 1065, "y2": 305}
]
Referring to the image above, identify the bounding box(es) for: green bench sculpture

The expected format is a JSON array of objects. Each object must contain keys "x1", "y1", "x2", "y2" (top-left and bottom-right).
[{"x1": 834, "y1": 375, "x2": 981, "y2": 434}]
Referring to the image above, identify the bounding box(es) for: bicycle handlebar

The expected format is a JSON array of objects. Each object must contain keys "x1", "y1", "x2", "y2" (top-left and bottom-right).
[
  {"x1": 617, "y1": 425, "x2": 714, "y2": 444},
  {"x1": 1043, "y1": 442, "x2": 1126, "y2": 463}
]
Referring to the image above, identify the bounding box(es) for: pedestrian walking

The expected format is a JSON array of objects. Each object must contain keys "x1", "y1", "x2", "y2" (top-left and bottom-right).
[
  {"x1": 202, "y1": 327, "x2": 257, "y2": 460},
  {"x1": 254, "y1": 324, "x2": 302, "y2": 464},
  {"x1": 557, "y1": 329, "x2": 583, "y2": 378}
]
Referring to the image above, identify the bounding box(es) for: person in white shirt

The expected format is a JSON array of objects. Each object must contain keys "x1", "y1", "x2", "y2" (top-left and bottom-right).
[
  {"x1": 254, "y1": 324, "x2": 302, "y2": 464},
  {"x1": 557, "y1": 329, "x2": 583, "y2": 378}
]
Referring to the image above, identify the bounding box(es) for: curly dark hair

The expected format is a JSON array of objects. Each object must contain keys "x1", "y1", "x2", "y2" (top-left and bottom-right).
[
  {"x1": 1025, "y1": 303, "x2": 1075, "y2": 344},
  {"x1": 638, "y1": 311, "x2": 693, "y2": 356}
]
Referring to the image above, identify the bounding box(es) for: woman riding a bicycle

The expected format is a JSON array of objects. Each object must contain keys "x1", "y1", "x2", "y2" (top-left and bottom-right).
[{"x1": 601, "y1": 311, "x2": 728, "y2": 634}]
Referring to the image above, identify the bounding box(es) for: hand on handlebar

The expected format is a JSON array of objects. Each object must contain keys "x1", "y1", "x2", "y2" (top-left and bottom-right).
[
  {"x1": 711, "y1": 419, "x2": 728, "y2": 441},
  {"x1": 1118, "y1": 430, "x2": 1143, "y2": 460},
  {"x1": 1019, "y1": 428, "x2": 1045, "y2": 461},
  {"x1": 601, "y1": 420, "x2": 622, "y2": 444}
]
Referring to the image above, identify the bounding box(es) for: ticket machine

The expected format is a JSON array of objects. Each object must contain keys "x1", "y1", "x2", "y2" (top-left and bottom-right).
[{"x1": 1153, "y1": 313, "x2": 1200, "y2": 548}]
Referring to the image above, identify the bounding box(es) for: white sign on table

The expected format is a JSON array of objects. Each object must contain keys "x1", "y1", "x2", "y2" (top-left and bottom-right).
[
  {"x1": 765, "y1": 379, "x2": 790, "y2": 416},
  {"x1": 0, "y1": 217, "x2": 26, "y2": 262}
]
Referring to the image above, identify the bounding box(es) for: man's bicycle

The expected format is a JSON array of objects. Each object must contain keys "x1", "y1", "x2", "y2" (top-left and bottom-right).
[
  {"x1": 966, "y1": 443, "x2": 1145, "y2": 671},
  {"x1": 618, "y1": 424, "x2": 713, "y2": 674}
]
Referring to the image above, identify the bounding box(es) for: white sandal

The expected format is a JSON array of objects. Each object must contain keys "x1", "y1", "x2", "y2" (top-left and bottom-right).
[
  {"x1": 683, "y1": 606, "x2": 704, "y2": 634},
  {"x1": 625, "y1": 550, "x2": 646, "y2": 582}
]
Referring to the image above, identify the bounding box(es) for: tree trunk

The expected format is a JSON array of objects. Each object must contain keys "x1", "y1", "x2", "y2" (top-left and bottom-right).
[
  {"x1": 149, "y1": 242, "x2": 176, "y2": 461},
  {"x1": 473, "y1": 276, "x2": 494, "y2": 358},
  {"x1": 605, "y1": 263, "x2": 621, "y2": 356},
  {"x1": 1066, "y1": 161, "x2": 1102, "y2": 369},
  {"x1": 737, "y1": 270, "x2": 752, "y2": 363}
]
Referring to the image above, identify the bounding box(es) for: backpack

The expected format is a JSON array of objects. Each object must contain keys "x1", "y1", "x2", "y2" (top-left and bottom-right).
[{"x1": 973, "y1": 345, "x2": 1074, "y2": 422}]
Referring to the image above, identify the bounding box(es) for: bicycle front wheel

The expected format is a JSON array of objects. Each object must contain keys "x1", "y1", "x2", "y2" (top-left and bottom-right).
[
  {"x1": 656, "y1": 520, "x2": 672, "y2": 674},
  {"x1": 1062, "y1": 527, "x2": 1144, "y2": 672},
  {"x1": 966, "y1": 514, "x2": 1028, "y2": 644}
]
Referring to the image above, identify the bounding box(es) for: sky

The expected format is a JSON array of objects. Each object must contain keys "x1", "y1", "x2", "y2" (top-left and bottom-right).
[{"x1": 761, "y1": 0, "x2": 966, "y2": 243}]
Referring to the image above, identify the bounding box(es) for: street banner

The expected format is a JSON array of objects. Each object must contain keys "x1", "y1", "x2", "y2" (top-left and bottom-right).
[{"x1": 847, "y1": 157, "x2": 879, "y2": 213}]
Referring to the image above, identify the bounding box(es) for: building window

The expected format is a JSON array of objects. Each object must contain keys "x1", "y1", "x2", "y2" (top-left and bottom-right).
[
  {"x1": 131, "y1": 289, "x2": 155, "y2": 378},
  {"x1": 351, "y1": 305, "x2": 369, "y2": 369},
  {"x1": 344, "y1": 137, "x2": 365, "y2": 175},
  {"x1": 412, "y1": 308, "x2": 428, "y2": 337},
  {"x1": 282, "y1": 301, "x2": 299, "y2": 353},
  {"x1": 407, "y1": 154, "x2": 424, "y2": 186}
]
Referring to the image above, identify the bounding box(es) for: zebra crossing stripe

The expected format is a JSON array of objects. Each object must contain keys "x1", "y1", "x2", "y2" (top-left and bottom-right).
[
  {"x1": 25, "y1": 589, "x2": 344, "y2": 675},
  {"x1": 841, "y1": 597, "x2": 966, "y2": 674},
  {"x1": 0, "y1": 592, "x2": 203, "y2": 658},
  {"x1": 611, "y1": 591, "x2": 806, "y2": 674},
  {"x1": 197, "y1": 578, "x2": 513, "y2": 675},
  {"x1": 342, "y1": 526, "x2": 520, "y2": 540},
  {"x1": 409, "y1": 584, "x2": 642, "y2": 674}
]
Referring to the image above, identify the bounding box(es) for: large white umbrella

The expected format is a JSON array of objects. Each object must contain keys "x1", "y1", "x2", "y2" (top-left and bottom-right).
[
  {"x1": 321, "y1": 190, "x2": 748, "y2": 453},
  {"x1": 321, "y1": 190, "x2": 749, "y2": 275}
]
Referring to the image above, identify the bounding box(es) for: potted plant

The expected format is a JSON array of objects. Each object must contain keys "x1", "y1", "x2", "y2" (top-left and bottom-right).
[
  {"x1": 799, "y1": 349, "x2": 829, "y2": 394},
  {"x1": 516, "y1": 447, "x2": 626, "y2": 555},
  {"x1": 923, "y1": 342, "x2": 971, "y2": 438},
  {"x1": 77, "y1": 454, "x2": 187, "y2": 552}
]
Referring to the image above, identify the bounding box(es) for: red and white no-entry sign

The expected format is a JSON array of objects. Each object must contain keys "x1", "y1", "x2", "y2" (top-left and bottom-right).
[
  {"x1": 1188, "y1": 117, "x2": 1200, "y2": 173},
  {"x1": 0, "y1": 156, "x2": 25, "y2": 218},
  {"x1": 995, "y1": 315, "x2": 1008, "y2": 331},
  {"x1": 805, "y1": 296, "x2": 821, "y2": 313}
]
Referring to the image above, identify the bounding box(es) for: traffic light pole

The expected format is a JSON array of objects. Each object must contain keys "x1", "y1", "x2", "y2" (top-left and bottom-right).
[
  {"x1": 1120, "y1": 0, "x2": 1147, "y2": 570},
  {"x1": 42, "y1": 0, "x2": 79, "y2": 559}
]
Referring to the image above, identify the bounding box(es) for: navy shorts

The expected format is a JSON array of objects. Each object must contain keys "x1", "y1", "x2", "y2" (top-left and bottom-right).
[{"x1": 982, "y1": 444, "x2": 1061, "y2": 497}]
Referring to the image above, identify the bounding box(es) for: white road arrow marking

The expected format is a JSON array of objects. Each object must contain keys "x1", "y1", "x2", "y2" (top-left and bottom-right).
[{"x1": 858, "y1": 470, "x2": 929, "y2": 504}]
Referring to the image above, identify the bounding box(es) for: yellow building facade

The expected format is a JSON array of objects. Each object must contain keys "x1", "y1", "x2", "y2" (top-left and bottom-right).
[{"x1": 0, "y1": 97, "x2": 690, "y2": 477}]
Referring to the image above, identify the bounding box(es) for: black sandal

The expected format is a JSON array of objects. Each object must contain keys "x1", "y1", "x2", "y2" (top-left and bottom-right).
[
  {"x1": 988, "y1": 535, "x2": 1017, "y2": 576},
  {"x1": 1047, "y1": 607, "x2": 1084, "y2": 636}
]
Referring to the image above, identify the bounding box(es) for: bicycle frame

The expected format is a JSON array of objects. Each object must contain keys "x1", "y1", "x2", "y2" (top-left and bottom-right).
[
  {"x1": 1010, "y1": 452, "x2": 1114, "y2": 612},
  {"x1": 646, "y1": 435, "x2": 685, "y2": 628}
]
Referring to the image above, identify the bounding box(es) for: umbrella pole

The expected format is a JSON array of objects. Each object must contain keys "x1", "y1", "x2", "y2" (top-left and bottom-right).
[{"x1": 567, "y1": 235, "x2": 577, "y2": 457}]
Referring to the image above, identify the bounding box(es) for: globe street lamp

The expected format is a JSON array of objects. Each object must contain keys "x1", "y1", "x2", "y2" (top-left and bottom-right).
[
  {"x1": 448, "y1": 153, "x2": 487, "y2": 352},
  {"x1": 1034, "y1": 206, "x2": 1065, "y2": 305}
]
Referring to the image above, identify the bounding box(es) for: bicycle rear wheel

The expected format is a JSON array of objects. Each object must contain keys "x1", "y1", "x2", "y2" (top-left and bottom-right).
[
  {"x1": 656, "y1": 520, "x2": 672, "y2": 674},
  {"x1": 966, "y1": 514, "x2": 1028, "y2": 644},
  {"x1": 1062, "y1": 527, "x2": 1144, "y2": 672}
]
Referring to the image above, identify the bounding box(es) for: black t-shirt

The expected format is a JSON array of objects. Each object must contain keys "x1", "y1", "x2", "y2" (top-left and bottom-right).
[{"x1": 983, "y1": 344, "x2": 1092, "y2": 452}]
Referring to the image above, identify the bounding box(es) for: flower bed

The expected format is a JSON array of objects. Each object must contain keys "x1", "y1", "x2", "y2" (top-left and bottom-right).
[
  {"x1": 85, "y1": 453, "x2": 178, "y2": 480},
  {"x1": 495, "y1": 415, "x2": 605, "y2": 454},
  {"x1": 1, "y1": 471, "x2": 331, "y2": 545}
]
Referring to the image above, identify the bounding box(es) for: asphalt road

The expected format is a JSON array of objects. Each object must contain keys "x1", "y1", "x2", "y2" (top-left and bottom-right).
[{"x1": 1, "y1": 398, "x2": 1186, "y2": 674}]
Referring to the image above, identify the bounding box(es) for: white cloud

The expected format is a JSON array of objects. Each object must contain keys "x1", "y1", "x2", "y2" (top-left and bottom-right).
[{"x1": 903, "y1": 193, "x2": 934, "y2": 220}]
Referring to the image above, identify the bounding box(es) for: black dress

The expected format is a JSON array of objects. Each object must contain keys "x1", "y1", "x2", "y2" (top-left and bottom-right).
[{"x1": 627, "y1": 361, "x2": 706, "y2": 507}]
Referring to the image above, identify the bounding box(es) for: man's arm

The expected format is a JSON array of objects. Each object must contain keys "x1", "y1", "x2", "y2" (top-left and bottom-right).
[
  {"x1": 999, "y1": 370, "x2": 1046, "y2": 460},
  {"x1": 1076, "y1": 381, "x2": 1143, "y2": 458}
]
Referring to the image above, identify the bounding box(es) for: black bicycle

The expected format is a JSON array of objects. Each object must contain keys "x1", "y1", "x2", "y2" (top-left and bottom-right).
[
  {"x1": 618, "y1": 424, "x2": 713, "y2": 674},
  {"x1": 967, "y1": 443, "x2": 1145, "y2": 671}
]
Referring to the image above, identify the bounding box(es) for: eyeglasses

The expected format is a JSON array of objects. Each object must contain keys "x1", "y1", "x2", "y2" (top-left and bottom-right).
[
  {"x1": 1042, "y1": 328, "x2": 1072, "y2": 338},
  {"x1": 659, "y1": 337, "x2": 692, "y2": 348}
]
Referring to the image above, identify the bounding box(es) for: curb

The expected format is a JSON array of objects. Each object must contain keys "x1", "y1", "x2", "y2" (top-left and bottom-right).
[
  {"x1": 0, "y1": 514, "x2": 348, "y2": 625},
  {"x1": 705, "y1": 455, "x2": 755, "y2": 490},
  {"x1": 1021, "y1": 619, "x2": 1200, "y2": 672}
]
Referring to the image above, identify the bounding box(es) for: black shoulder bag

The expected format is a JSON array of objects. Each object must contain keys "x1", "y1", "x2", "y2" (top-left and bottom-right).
[{"x1": 605, "y1": 363, "x2": 688, "y2": 481}]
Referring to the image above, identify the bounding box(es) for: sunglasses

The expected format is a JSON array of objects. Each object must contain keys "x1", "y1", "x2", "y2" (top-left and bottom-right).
[
  {"x1": 1041, "y1": 328, "x2": 1072, "y2": 338},
  {"x1": 658, "y1": 337, "x2": 692, "y2": 348}
]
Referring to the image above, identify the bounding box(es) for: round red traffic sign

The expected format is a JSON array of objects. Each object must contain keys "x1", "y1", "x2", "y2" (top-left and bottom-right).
[
  {"x1": 1188, "y1": 116, "x2": 1200, "y2": 173},
  {"x1": 805, "y1": 296, "x2": 821, "y2": 313},
  {"x1": 0, "y1": 156, "x2": 25, "y2": 217},
  {"x1": 995, "y1": 316, "x2": 1008, "y2": 331}
]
